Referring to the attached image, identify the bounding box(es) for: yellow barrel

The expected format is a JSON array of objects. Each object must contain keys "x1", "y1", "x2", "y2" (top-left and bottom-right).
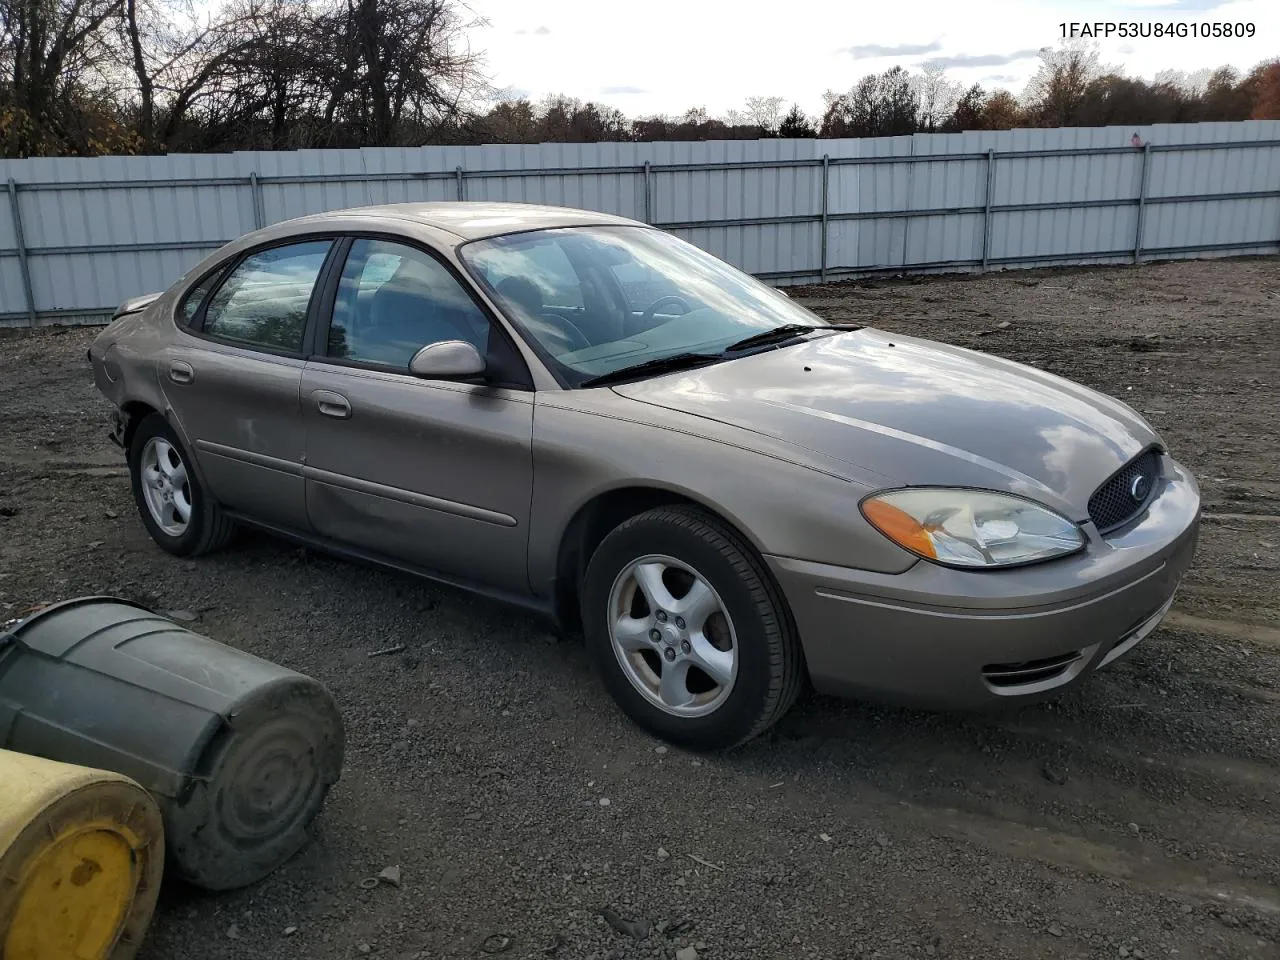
[{"x1": 0, "y1": 748, "x2": 165, "y2": 960}]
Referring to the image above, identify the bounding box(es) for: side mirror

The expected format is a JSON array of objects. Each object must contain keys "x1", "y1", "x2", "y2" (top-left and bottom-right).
[{"x1": 408, "y1": 340, "x2": 486, "y2": 379}]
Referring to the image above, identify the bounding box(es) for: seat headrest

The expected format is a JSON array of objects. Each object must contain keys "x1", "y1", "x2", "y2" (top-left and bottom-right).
[{"x1": 495, "y1": 276, "x2": 544, "y2": 317}]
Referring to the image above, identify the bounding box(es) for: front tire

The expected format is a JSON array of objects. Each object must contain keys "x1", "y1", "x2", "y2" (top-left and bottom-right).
[
  {"x1": 128, "y1": 413, "x2": 234, "y2": 557},
  {"x1": 581, "y1": 505, "x2": 803, "y2": 750}
]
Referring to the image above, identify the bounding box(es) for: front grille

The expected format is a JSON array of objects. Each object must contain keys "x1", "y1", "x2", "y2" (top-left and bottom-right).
[
  {"x1": 1088, "y1": 449, "x2": 1161, "y2": 534},
  {"x1": 982, "y1": 651, "x2": 1083, "y2": 688}
]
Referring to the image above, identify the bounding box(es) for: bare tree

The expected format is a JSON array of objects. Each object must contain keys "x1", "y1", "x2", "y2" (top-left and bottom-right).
[
  {"x1": 825, "y1": 66, "x2": 918, "y2": 137},
  {"x1": 121, "y1": 0, "x2": 265, "y2": 150},
  {"x1": 912, "y1": 61, "x2": 958, "y2": 132},
  {"x1": 1023, "y1": 39, "x2": 1112, "y2": 127},
  {"x1": 537, "y1": 94, "x2": 629, "y2": 142},
  {"x1": 1, "y1": 0, "x2": 124, "y2": 152},
  {"x1": 1155, "y1": 67, "x2": 1212, "y2": 99},
  {"x1": 119, "y1": 0, "x2": 489, "y2": 151},
  {"x1": 326, "y1": 0, "x2": 485, "y2": 145},
  {"x1": 743, "y1": 95, "x2": 784, "y2": 133}
]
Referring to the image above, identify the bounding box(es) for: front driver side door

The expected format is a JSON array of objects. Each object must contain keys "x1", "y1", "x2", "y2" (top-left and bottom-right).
[{"x1": 299, "y1": 237, "x2": 535, "y2": 595}]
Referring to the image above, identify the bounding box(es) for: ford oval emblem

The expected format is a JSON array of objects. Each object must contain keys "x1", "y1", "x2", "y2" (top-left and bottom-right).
[{"x1": 1129, "y1": 474, "x2": 1150, "y2": 502}]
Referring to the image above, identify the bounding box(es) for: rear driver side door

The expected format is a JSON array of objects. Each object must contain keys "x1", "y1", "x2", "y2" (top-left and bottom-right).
[{"x1": 161, "y1": 239, "x2": 335, "y2": 532}]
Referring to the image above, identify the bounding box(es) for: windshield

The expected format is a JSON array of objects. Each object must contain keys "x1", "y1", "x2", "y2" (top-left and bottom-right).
[{"x1": 458, "y1": 225, "x2": 830, "y2": 386}]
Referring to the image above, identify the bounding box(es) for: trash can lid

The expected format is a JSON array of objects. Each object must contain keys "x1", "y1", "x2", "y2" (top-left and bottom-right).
[
  {"x1": 3, "y1": 596, "x2": 149, "y2": 638},
  {"x1": 4, "y1": 824, "x2": 140, "y2": 959}
]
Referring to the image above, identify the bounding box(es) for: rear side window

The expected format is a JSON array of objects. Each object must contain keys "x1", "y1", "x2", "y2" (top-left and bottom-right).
[
  {"x1": 178, "y1": 269, "x2": 224, "y2": 328},
  {"x1": 202, "y1": 241, "x2": 332, "y2": 352}
]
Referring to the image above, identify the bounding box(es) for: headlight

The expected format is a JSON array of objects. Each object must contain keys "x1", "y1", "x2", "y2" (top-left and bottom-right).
[{"x1": 860, "y1": 488, "x2": 1084, "y2": 569}]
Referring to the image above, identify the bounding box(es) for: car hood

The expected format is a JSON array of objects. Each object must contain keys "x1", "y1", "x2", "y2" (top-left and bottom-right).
[{"x1": 611, "y1": 328, "x2": 1161, "y2": 519}]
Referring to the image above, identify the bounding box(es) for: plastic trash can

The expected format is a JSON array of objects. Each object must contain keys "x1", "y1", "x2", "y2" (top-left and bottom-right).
[
  {"x1": 0, "y1": 597, "x2": 345, "y2": 890},
  {"x1": 0, "y1": 747, "x2": 165, "y2": 960}
]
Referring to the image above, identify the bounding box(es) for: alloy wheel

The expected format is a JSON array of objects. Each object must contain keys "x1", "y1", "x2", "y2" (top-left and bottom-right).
[
  {"x1": 607, "y1": 553, "x2": 739, "y2": 717},
  {"x1": 139, "y1": 436, "x2": 192, "y2": 537}
]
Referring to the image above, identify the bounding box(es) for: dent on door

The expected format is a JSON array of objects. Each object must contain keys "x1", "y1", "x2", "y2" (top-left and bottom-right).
[{"x1": 160, "y1": 344, "x2": 310, "y2": 530}]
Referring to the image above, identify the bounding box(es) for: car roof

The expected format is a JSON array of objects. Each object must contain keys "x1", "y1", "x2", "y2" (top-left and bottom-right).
[{"x1": 278, "y1": 201, "x2": 645, "y2": 242}]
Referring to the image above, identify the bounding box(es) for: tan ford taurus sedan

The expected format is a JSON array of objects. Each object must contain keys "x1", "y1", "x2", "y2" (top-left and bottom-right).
[{"x1": 88, "y1": 202, "x2": 1201, "y2": 749}]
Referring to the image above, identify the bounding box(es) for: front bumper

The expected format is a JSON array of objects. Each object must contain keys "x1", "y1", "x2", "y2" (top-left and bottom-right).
[{"x1": 766, "y1": 454, "x2": 1202, "y2": 709}]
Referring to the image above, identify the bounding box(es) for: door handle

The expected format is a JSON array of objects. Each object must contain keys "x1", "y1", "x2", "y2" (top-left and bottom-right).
[
  {"x1": 312, "y1": 390, "x2": 351, "y2": 420},
  {"x1": 168, "y1": 360, "x2": 194, "y2": 384}
]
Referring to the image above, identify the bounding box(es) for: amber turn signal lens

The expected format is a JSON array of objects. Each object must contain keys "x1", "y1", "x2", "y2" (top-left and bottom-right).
[{"x1": 861, "y1": 498, "x2": 938, "y2": 559}]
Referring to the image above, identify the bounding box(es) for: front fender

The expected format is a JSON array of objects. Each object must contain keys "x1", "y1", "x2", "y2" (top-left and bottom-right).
[{"x1": 527, "y1": 398, "x2": 918, "y2": 599}]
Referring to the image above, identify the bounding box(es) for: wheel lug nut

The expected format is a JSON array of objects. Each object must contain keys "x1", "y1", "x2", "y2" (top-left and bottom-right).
[
  {"x1": 674, "y1": 616, "x2": 686, "y2": 630},
  {"x1": 649, "y1": 629, "x2": 662, "y2": 643},
  {"x1": 663, "y1": 647, "x2": 676, "y2": 662},
  {"x1": 681, "y1": 640, "x2": 691, "y2": 654},
  {"x1": 655, "y1": 611, "x2": 668, "y2": 623}
]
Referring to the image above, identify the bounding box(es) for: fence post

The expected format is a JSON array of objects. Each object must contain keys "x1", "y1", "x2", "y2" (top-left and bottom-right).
[
  {"x1": 1134, "y1": 142, "x2": 1152, "y2": 264},
  {"x1": 900, "y1": 143, "x2": 915, "y2": 269},
  {"x1": 6, "y1": 179, "x2": 37, "y2": 327},
  {"x1": 642, "y1": 161, "x2": 652, "y2": 223},
  {"x1": 249, "y1": 172, "x2": 264, "y2": 229},
  {"x1": 456, "y1": 165, "x2": 465, "y2": 201},
  {"x1": 820, "y1": 154, "x2": 829, "y2": 283},
  {"x1": 981, "y1": 149, "x2": 996, "y2": 271}
]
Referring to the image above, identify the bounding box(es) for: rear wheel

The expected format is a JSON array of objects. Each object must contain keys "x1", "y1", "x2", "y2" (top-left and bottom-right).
[
  {"x1": 582, "y1": 505, "x2": 803, "y2": 750},
  {"x1": 128, "y1": 414, "x2": 234, "y2": 557}
]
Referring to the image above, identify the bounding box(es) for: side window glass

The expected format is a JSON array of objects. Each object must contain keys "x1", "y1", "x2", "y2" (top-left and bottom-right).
[
  {"x1": 327, "y1": 239, "x2": 491, "y2": 368},
  {"x1": 202, "y1": 241, "x2": 331, "y2": 352},
  {"x1": 178, "y1": 268, "x2": 223, "y2": 328}
]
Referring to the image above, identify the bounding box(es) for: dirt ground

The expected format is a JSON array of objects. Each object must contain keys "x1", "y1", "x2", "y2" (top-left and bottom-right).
[{"x1": 2, "y1": 256, "x2": 1279, "y2": 960}]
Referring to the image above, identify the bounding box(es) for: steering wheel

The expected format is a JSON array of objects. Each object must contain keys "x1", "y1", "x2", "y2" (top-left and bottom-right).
[
  {"x1": 640, "y1": 296, "x2": 692, "y2": 327},
  {"x1": 536, "y1": 311, "x2": 591, "y2": 353}
]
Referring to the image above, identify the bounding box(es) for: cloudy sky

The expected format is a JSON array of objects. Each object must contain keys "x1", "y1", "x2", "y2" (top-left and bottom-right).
[{"x1": 466, "y1": 0, "x2": 1277, "y2": 117}]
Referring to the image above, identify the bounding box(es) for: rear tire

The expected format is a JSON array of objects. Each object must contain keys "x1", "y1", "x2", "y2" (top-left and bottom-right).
[
  {"x1": 581, "y1": 505, "x2": 803, "y2": 750},
  {"x1": 128, "y1": 413, "x2": 234, "y2": 557}
]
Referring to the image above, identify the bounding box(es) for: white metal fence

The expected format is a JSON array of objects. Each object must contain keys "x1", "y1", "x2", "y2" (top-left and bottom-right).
[{"x1": 2, "y1": 119, "x2": 1278, "y2": 327}]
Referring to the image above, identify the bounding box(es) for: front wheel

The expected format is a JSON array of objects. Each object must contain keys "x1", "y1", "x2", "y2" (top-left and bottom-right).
[{"x1": 581, "y1": 505, "x2": 803, "y2": 750}]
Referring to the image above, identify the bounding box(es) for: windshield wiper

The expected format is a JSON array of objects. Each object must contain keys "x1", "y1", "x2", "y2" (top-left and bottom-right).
[
  {"x1": 721, "y1": 323, "x2": 839, "y2": 354},
  {"x1": 579, "y1": 352, "x2": 724, "y2": 388}
]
